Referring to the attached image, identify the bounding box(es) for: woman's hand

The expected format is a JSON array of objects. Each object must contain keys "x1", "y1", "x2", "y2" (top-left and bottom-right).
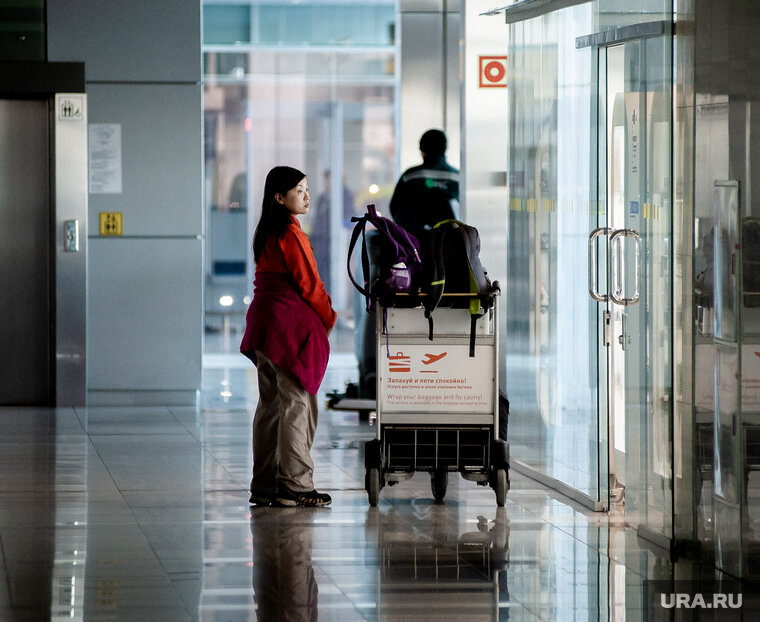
[{"x1": 327, "y1": 315, "x2": 337, "y2": 337}]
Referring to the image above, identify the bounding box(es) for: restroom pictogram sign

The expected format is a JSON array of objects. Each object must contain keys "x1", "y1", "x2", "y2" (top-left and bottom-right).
[{"x1": 479, "y1": 56, "x2": 508, "y2": 88}]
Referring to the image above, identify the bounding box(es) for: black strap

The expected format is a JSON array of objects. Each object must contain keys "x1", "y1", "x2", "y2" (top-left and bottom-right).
[
  {"x1": 360, "y1": 225, "x2": 372, "y2": 311},
  {"x1": 428, "y1": 225, "x2": 447, "y2": 315},
  {"x1": 469, "y1": 314, "x2": 478, "y2": 357},
  {"x1": 347, "y1": 216, "x2": 373, "y2": 311},
  {"x1": 423, "y1": 225, "x2": 447, "y2": 342},
  {"x1": 382, "y1": 306, "x2": 390, "y2": 358}
]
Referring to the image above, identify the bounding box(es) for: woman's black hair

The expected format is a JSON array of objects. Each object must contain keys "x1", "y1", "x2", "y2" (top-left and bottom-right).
[{"x1": 252, "y1": 166, "x2": 306, "y2": 262}]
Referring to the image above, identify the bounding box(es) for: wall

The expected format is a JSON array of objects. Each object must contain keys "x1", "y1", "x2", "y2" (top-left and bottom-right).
[
  {"x1": 398, "y1": 0, "x2": 460, "y2": 170},
  {"x1": 399, "y1": 0, "x2": 509, "y2": 388},
  {"x1": 48, "y1": 0, "x2": 203, "y2": 406},
  {"x1": 461, "y1": 0, "x2": 509, "y2": 388}
]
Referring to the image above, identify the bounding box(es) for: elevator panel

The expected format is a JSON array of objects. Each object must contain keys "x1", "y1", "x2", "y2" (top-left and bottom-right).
[{"x1": 0, "y1": 99, "x2": 51, "y2": 404}]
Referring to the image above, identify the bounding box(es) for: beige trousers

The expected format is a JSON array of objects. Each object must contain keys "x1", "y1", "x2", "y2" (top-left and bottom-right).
[{"x1": 251, "y1": 351, "x2": 318, "y2": 493}]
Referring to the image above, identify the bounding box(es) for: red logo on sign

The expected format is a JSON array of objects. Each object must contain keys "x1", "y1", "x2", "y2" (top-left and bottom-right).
[
  {"x1": 389, "y1": 352, "x2": 411, "y2": 373},
  {"x1": 421, "y1": 353, "x2": 447, "y2": 365},
  {"x1": 479, "y1": 56, "x2": 508, "y2": 88},
  {"x1": 420, "y1": 352, "x2": 446, "y2": 374}
]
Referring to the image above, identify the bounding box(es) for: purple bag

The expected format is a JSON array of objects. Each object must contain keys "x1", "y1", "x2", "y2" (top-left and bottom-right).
[{"x1": 347, "y1": 204, "x2": 423, "y2": 310}]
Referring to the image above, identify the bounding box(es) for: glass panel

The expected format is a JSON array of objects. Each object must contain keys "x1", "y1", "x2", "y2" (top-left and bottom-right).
[
  {"x1": 203, "y1": 5, "x2": 251, "y2": 44},
  {"x1": 692, "y1": 98, "x2": 729, "y2": 555},
  {"x1": 598, "y1": 0, "x2": 672, "y2": 29},
  {"x1": 712, "y1": 181, "x2": 742, "y2": 575},
  {"x1": 640, "y1": 34, "x2": 673, "y2": 539},
  {"x1": 715, "y1": 343, "x2": 742, "y2": 574},
  {"x1": 203, "y1": 2, "x2": 395, "y2": 47},
  {"x1": 604, "y1": 34, "x2": 673, "y2": 541},
  {"x1": 255, "y1": 2, "x2": 395, "y2": 46},
  {"x1": 714, "y1": 182, "x2": 739, "y2": 341},
  {"x1": 606, "y1": 45, "x2": 628, "y2": 509},
  {"x1": 203, "y1": 42, "x2": 397, "y2": 351},
  {"x1": 507, "y1": 4, "x2": 600, "y2": 500}
]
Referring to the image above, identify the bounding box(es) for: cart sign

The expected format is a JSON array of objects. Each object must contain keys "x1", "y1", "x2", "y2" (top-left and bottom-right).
[
  {"x1": 479, "y1": 56, "x2": 508, "y2": 88},
  {"x1": 380, "y1": 345, "x2": 494, "y2": 413}
]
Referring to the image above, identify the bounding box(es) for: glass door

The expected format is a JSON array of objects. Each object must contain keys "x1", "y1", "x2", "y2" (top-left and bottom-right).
[
  {"x1": 595, "y1": 36, "x2": 673, "y2": 543},
  {"x1": 506, "y1": 6, "x2": 602, "y2": 509}
]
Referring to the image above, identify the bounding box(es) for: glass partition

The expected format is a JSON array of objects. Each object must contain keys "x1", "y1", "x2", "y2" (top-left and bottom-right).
[
  {"x1": 507, "y1": 3, "x2": 675, "y2": 535},
  {"x1": 507, "y1": 4, "x2": 600, "y2": 500}
]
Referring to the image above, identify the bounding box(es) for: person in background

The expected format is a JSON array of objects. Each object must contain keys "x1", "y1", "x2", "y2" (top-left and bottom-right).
[
  {"x1": 310, "y1": 171, "x2": 332, "y2": 287},
  {"x1": 240, "y1": 166, "x2": 336, "y2": 508},
  {"x1": 311, "y1": 169, "x2": 356, "y2": 288},
  {"x1": 389, "y1": 128, "x2": 459, "y2": 240}
]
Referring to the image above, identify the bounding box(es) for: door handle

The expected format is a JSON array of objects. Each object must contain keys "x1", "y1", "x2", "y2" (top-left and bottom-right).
[
  {"x1": 610, "y1": 228, "x2": 641, "y2": 306},
  {"x1": 588, "y1": 227, "x2": 612, "y2": 302}
]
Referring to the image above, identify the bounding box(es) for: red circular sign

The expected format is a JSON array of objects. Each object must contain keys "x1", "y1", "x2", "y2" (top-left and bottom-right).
[{"x1": 484, "y1": 60, "x2": 506, "y2": 83}]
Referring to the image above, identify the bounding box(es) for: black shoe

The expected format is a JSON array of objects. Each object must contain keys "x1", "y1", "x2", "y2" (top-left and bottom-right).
[
  {"x1": 249, "y1": 491, "x2": 276, "y2": 506},
  {"x1": 276, "y1": 487, "x2": 332, "y2": 507}
]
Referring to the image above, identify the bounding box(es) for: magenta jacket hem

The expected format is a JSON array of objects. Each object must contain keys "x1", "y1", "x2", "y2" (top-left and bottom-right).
[{"x1": 240, "y1": 272, "x2": 330, "y2": 395}]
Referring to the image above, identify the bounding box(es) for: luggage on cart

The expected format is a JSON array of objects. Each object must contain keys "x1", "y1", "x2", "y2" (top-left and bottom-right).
[
  {"x1": 328, "y1": 204, "x2": 421, "y2": 417},
  {"x1": 421, "y1": 219, "x2": 494, "y2": 353},
  {"x1": 353, "y1": 229, "x2": 381, "y2": 399},
  {"x1": 347, "y1": 203, "x2": 423, "y2": 309},
  {"x1": 364, "y1": 288, "x2": 509, "y2": 507}
]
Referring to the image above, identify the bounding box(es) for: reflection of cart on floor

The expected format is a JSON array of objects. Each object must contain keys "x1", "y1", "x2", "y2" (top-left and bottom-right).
[
  {"x1": 369, "y1": 505, "x2": 510, "y2": 620},
  {"x1": 365, "y1": 290, "x2": 509, "y2": 506}
]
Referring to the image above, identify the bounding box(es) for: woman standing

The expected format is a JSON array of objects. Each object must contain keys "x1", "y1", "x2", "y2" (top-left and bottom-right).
[{"x1": 240, "y1": 166, "x2": 336, "y2": 507}]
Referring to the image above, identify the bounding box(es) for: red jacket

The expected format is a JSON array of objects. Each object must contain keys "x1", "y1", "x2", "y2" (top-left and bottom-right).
[{"x1": 240, "y1": 218, "x2": 336, "y2": 394}]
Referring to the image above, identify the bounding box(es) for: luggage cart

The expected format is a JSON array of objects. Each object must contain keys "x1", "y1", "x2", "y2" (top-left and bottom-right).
[{"x1": 364, "y1": 289, "x2": 509, "y2": 506}]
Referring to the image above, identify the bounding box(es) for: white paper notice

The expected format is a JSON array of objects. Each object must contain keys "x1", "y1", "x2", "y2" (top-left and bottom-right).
[
  {"x1": 88, "y1": 124, "x2": 122, "y2": 194},
  {"x1": 380, "y1": 345, "x2": 494, "y2": 413}
]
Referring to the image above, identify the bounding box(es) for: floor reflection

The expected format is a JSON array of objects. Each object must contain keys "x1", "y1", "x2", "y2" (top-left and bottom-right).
[
  {"x1": 0, "y1": 346, "x2": 752, "y2": 621},
  {"x1": 250, "y1": 507, "x2": 321, "y2": 622},
  {"x1": 370, "y1": 505, "x2": 509, "y2": 620}
]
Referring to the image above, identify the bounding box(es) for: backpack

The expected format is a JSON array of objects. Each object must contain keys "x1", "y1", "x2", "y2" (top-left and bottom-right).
[
  {"x1": 347, "y1": 203, "x2": 423, "y2": 310},
  {"x1": 422, "y1": 219, "x2": 495, "y2": 356}
]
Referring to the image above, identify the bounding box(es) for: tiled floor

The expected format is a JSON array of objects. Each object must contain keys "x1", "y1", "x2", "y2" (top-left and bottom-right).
[{"x1": 0, "y1": 349, "x2": 729, "y2": 621}]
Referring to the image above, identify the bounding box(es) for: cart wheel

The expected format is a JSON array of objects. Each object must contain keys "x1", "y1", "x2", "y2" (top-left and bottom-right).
[
  {"x1": 367, "y1": 468, "x2": 380, "y2": 506},
  {"x1": 494, "y1": 468, "x2": 508, "y2": 507},
  {"x1": 431, "y1": 469, "x2": 448, "y2": 502}
]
